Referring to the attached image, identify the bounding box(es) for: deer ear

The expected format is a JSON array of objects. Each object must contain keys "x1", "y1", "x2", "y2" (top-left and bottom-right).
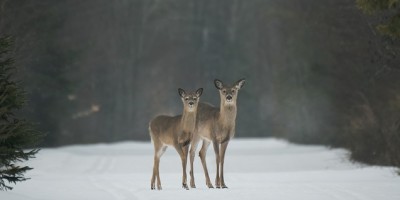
[
  {"x1": 178, "y1": 88, "x2": 186, "y2": 98},
  {"x1": 235, "y1": 78, "x2": 245, "y2": 89},
  {"x1": 196, "y1": 88, "x2": 203, "y2": 97},
  {"x1": 214, "y1": 79, "x2": 223, "y2": 90}
]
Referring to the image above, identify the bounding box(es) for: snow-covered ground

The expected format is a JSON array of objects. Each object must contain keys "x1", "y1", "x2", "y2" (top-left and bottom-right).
[{"x1": 1, "y1": 138, "x2": 399, "y2": 200}]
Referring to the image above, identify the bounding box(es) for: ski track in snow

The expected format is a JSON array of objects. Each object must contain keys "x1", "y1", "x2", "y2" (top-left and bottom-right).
[{"x1": 1, "y1": 138, "x2": 400, "y2": 200}]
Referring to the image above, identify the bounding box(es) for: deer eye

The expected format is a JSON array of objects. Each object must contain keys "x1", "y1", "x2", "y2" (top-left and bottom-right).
[
  {"x1": 222, "y1": 90, "x2": 226, "y2": 94},
  {"x1": 185, "y1": 97, "x2": 189, "y2": 101},
  {"x1": 193, "y1": 97, "x2": 197, "y2": 100},
  {"x1": 231, "y1": 89, "x2": 235, "y2": 93}
]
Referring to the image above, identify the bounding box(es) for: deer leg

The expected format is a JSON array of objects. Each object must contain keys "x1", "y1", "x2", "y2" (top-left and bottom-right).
[
  {"x1": 199, "y1": 140, "x2": 213, "y2": 188},
  {"x1": 151, "y1": 139, "x2": 161, "y2": 190},
  {"x1": 175, "y1": 145, "x2": 189, "y2": 190},
  {"x1": 212, "y1": 141, "x2": 221, "y2": 189},
  {"x1": 220, "y1": 140, "x2": 229, "y2": 189},
  {"x1": 154, "y1": 157, "x2": 161, "y2": 190},
  {"x1": 183, "y1": 144, "x2": 190, "y2": 190},
  {"x1": 152, "y1": 144, "x2": 166, "y2": 190},
  {"x1": 156, "y1": 146, "x2": 167, "y2": 190},
  {"x1": 189, "y1": 136, "x2": 200, "y2": 188},
  {"x1": 151, "y1": 154, "x2": 157, "y2": 190}
]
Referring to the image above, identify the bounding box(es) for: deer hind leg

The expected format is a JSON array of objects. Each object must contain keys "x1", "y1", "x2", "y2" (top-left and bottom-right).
[
  {"x1": 151, "y1": 153, "x2": 157, "y2": 190},
  {"x1": 189, "y1": 136, "x2": 200, "y2": 188},
  {"x1": 156, "y1": 146, "x2": 167, "y2": 190},
  {"x1": 220, "y1": 140, "x2": 229, "y2": 189},
  {"x1": 212, "y1": 141, "x2": 221, "y2": 188},
  {"x1": 199, "y1": 140, "x2": 214, "y2": 188},
  {"x1": 150, "y1": 138, "x2": 159, "y2": 190},
  {"x1": 153, "y1": 145, "x2": 167, "y2": 190},
  {"x1": 151, "y1": 140, "x2": 167, "y2": 190},
  {"x1": 175, "y1": 145, "x2": 189, "y2": 190}
]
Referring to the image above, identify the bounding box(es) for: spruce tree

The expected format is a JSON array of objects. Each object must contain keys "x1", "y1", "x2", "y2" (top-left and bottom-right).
[{"x1": 0, "y1": 36, "x2": 43, "y2": 191}]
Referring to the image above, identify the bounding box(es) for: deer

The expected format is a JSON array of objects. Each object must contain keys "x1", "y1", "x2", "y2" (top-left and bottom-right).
[
  {"x1": 149, "y1": 88, "x2": 203, "y2": 190},
  {"x1": 189, "y1": 78, "x2": 245, "y2": 189}
]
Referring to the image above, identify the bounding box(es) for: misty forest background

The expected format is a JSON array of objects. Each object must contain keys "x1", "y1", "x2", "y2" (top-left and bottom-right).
[{"x1": 1, "y1": 0, "x2": 400, "y2": 168}]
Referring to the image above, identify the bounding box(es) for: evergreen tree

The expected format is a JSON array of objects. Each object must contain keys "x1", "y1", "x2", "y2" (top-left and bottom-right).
[
  {"x1": 0, "y1": 36, "x2": 43, "y2": 191},
  {"x1": 356, "y1": 0, "x2": 400, "y2": 38}
]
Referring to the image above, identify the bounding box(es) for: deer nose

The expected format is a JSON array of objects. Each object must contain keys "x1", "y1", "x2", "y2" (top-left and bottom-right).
[
  {"x1": 226, "y1": 95, "x2": 232, "y2": 100},
  {"x1": 189, "y1": 102, "x2": 194, "y2": 106}
]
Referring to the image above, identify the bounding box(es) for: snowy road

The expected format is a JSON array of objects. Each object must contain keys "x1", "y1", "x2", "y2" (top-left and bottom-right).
[{"x1": 1, "y1": 139, "x2": 399, "y2": 200}]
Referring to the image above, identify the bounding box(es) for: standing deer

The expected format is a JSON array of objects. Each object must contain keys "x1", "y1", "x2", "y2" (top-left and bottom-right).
[
  {"x1": 149, "y1": 88, "x2": 203, "y2": 190},
  {"x1": 189, "y1": 78, "x2": 245, "y2": 189}
]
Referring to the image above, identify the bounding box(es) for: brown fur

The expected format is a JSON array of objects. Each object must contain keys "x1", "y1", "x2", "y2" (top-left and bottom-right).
[
  {"x1": 149, "y1": 88, "x2": 203, "y2": 190},
  {"x1": 189, "y1": 79, "x2": 245, "y2": 189}
]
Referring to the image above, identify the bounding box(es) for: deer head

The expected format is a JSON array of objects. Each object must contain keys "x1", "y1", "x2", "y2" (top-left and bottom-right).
[
  {"x1": 178, "y1": 88, "x2": 203, "y2": 112},
  {"x1": 214, "y1": 78, "x2": 245, "y2": 106}
]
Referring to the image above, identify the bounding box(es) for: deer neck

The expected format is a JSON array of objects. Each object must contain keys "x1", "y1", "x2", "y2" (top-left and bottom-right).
[
  {"x1": 181, "y1": 108, "x2": 197, "y2": 133},
  {"x1": 218, "y1": 102, "x2": 237, "y2": 128}
]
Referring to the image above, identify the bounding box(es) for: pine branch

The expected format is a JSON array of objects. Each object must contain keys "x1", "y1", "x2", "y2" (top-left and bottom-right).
[
  {"x1": 0, "y1": 35, "x2": 43, "y2": 190},
  {"x1": 0, "y1": 165, "x2": 32, "y2": 191}
]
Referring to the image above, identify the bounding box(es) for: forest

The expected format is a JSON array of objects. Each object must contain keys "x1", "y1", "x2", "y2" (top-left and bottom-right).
[{"x1": 1, "y1": 0, "x2": 399, "y2": 169}]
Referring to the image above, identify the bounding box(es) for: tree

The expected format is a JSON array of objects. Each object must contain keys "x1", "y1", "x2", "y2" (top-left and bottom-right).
[
  {"x1": 0, "y1": 36, "x2": 43, "y2": 190},
  {"x1": 356, "y1": 0, "x2": 400, "y2": 38}
]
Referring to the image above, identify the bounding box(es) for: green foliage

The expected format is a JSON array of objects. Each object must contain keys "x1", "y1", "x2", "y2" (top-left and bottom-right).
[
  {"x1": 352, "y1": 0, "x2": 400, "y2": 169},
  {"x1": 356, "y1": 0, "x2": 400, "y2": 38},
  {"x1": 356, "y1": 0, "x2": 398, "y2": 13},
  {"x1": 377, "y1": 14, "x2": 400, "y2": 38},
  {"x1": 0, "y1": 36, "x2": 43, "y2": 191}
]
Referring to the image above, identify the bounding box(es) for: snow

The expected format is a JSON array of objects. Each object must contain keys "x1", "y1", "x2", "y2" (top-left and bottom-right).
[{"x1": 1, "y1": 138, "x2": 400, "y2": 200}]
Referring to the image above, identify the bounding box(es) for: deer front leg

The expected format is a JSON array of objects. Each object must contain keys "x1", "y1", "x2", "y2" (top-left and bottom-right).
[
  {"x1": 189, "y1": 136, "x2": 200, "y2": 188},
  {"x1": 199, "y1": 140, "x2": 213, "y2": 188},
  {"x1": 175, "y1": 145, "x2": 189, "y2": 190},
  {"x1": 183, "y1": 144, "x2": 190, "y2": 190},
  {"x1": 212, "y1": 141, "x2": 221, "y2": 188},
  {"x1": 220, "y1": 140, "x2": 229, "y2": 189}
]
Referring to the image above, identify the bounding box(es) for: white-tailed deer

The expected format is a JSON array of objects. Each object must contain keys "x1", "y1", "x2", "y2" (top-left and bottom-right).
[
  {"x1": 149, "y1": 88, "x2": 203, "y2": 190},
  {"x1": 189, "y1": 79, "x2": 245, "y2": 189}
]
